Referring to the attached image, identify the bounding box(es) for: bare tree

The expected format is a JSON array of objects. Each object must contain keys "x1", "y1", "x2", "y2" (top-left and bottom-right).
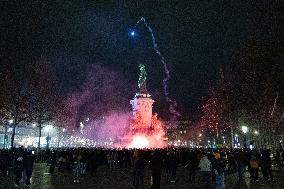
[
  {"x1": 27, "y1": 63, "x2": 58, "y2": 152},
  {"x1": 0, "y1": 65, "x2": 30, "y2": 148}
]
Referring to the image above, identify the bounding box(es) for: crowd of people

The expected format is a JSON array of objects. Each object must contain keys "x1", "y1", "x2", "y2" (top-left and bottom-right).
[
  {"x1": 0, "y1": 147, "x2": 34, "y2": 187},
  {"x1": 0, "y1": 147, "x2": 284, "y2": 189}
]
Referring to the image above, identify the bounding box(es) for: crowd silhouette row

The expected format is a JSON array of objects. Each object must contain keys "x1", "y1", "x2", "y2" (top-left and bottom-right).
[{"x1": 0, "y1": 147, "x2": 284, "y2": 189}]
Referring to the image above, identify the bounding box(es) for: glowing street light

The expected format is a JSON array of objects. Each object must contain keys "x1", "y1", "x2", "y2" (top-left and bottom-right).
[
  {"x1": 241, "y1": 126, "x2": 248, "y2": 149},
  {"x1": 45, "y1": 125, "x2": 53, "y2": 131},
  {"x1": 241, "y1": 126, "x2": 248, "y2": 134},
  {"x1": 254, "y1": 130, "x2": 259, "y2": 135}
]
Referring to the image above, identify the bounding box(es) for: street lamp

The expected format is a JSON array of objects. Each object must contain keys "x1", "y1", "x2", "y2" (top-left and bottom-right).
[
  {"x1": 241, "y1": 126, "x2": 248, "y2": 134},
  {"x1": 3, "y1": 119, "x2": 14, "y2": 148},
  {"x1": 45, "y1": 125, "x2": 53, "y2": 149},
  {"x1": 45, "y1": 125, "x2": 53, "y2": 132},
  {"x1": 251, "y1": 130, "x2": 259, "y2": 148},
  {"x1": 241, "y1": 126, "x2": 248, "y2": 149}
]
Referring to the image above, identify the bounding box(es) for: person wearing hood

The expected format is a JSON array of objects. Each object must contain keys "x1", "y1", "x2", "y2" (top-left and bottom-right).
[
  {"x1": 199, "y1": 152, "x2": 211, "y2": 189},
  {"x1": 212, "y1": 152, "x2": 226, "y2": 189},
  {"x1": 150, "y1": 151, "x2": 162, "y2": 189},
  {"x1": 24, "y1": 151, "x2": 34, "y2": 186},
  {"x1": 13, "y1": 149, "x2": 24, "y2": 188}
]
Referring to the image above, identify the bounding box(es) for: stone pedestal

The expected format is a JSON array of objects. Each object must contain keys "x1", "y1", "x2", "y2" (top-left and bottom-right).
[{"x1": 130, "y1": 92, "x2": 154, "y2": 129}]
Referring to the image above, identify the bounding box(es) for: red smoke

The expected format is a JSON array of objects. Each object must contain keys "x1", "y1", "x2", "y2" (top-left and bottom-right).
[{"x1": 127, "y1": 113, "x2": 166, "y2": 148}]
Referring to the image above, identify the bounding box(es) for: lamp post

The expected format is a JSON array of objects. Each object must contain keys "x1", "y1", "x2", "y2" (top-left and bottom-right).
[
  {"x1": 3, "y1": 125, "x2": 6, "y2": 149},
  {"x1": 241, "y1": 126, "x2": 248, "y2": 149},
  {"x1": 3, "y1": 125, "x2": 7, "y2": 149},
  {"x1": 45, "y1": 125, "x2": 53, "y2": 149},
  {"x1": 253, "y1": 130, "x2": 259, "y2": 148},
  {"x1": 3, "y1": 119, "x2": 14, "y2": 149},
  {"x1": 46, "y1": 134, "x2": 51, "y2": 150}
]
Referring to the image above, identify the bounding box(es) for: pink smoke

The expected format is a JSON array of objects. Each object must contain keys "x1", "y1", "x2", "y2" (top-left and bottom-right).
[{"x1": 126, "y1": 113, "x2": 166, "y2": 148}]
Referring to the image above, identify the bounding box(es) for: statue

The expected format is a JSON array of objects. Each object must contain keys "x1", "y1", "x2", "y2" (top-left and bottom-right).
[{"x1": 138, "y1": 64, "x2": 147, "y2": 93}]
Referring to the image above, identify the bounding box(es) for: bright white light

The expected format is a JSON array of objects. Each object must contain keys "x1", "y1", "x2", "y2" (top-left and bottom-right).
[
  {"x1": 9, "y1": 119, "x2": 14, "y2": 124},
  {"x1": 129, "y1": 135, "x2": 149, "y2": 148},
  {"x1": 199, "y1": 133, "x2": 202, "y2": 137},
  {"x1": 235, "y1": 134, "x2": 238, "y2": 137},
  {"x1": 62, "y1": 128, "x2": 66, "y2": 132},
  {"x1": 208, "y1": 140, "x2": 211, "y2": 143},
  {"x1": 241, "y1": 126, "x2": 248, "y2": 134},
  {"x1": 254, "y1": 130, "x2": 259, "y2": 135},
  {"x1": 45, "y1": 125, "x2": 53, "y2": 131},
  {"x1": 86, "y1": 118, "x2": 90, "y2": 122},
  {"x1": 32, "y1": 123, "x2": 36, "y2": 127}
]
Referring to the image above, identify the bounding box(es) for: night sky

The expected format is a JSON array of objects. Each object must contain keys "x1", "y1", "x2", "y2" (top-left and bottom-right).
[{"x1": 0, "y1": 1, "x2": 281, "y2": 119}]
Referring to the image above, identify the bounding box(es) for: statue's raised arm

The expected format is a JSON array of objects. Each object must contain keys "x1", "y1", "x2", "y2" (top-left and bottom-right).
[{"x1": 138, "y1": 64, "x2": 147, "y2": 93}]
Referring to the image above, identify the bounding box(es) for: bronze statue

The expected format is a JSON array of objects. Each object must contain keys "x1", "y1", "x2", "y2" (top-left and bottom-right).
[{"x1": 138, "y1": 64, "x2": 147, "y2": 93}]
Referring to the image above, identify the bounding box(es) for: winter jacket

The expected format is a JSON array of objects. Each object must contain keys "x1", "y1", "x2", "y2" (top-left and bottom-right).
[{"x1": 199, "y1": 156, "x2": 211, "y2": 172}]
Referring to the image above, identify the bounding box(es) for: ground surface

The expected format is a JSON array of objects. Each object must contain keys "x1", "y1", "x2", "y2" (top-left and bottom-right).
[{"x1": 0, "y1": 164, "x2": 283, "y2": 189}]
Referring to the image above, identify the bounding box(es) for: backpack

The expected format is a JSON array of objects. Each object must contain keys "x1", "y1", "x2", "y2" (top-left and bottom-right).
[{"x1": 250, "y1": 160, "x2": 258, "y2": 169}]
